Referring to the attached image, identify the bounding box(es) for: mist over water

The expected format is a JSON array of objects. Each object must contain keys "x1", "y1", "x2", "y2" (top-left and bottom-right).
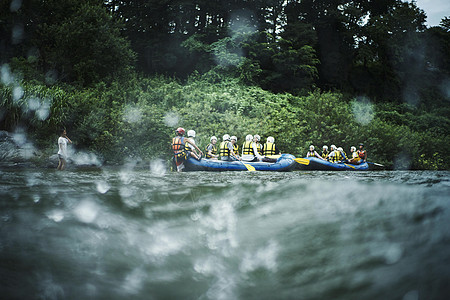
[{"x1": 1, "y1": 169, "x2": 449, "y2": 300}]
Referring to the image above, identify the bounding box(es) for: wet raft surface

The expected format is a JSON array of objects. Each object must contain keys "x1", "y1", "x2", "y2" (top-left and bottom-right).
[{"x1": 1, "y1": 169, "x2": 449, "y2": 300}]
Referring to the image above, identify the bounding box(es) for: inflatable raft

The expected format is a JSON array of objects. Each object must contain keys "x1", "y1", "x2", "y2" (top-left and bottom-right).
[
  {"x1": 183, "y1": 154, "x2": 296, "y2": 172},
  {"x1": 296, "y1": 157, "x2": 369, "y2": 171}
]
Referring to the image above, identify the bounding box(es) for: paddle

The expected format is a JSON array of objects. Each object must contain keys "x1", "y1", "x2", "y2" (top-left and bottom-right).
[
  {"x1": 368, "y1": 161, "x2": 384, "y2": 167},
  {"x1": 234, "y1": 154, "x2": 256, "y2": 171},
  {"x1": 240, "y1": 160, "x2": 256, "y2": 171},
  {"x1": 294, "y1": 158, "x2": 310, "y2": 165}
]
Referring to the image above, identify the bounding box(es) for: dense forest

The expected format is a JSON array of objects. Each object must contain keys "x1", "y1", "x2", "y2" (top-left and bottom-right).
[{"x1": 1, "y1": 0, "x2": 449, "y2": 169}]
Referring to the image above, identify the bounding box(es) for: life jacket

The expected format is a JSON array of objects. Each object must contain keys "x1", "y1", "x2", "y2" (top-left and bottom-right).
[
  {"x1": 333, "y1": 150, "x2": 342, "y2": 162},
  {"x1": 172, "y1": 136, "x2": 186, "y2": 159},
  {"x1": 263, "y1": 142, "x2": 276, "y2": 156},
  {"x1": 205, "y1": 143, "x2": 217, "y2": 158},
  {"x1": 352, "y1": 152, "x2": 359, "y2": 159},
  {"x1": 307, "y1": 150, "x2": 315, "y2": 158},
  {"x1": 233, "y1": 143, "x2": 238, "y2": 155},
  {"x1": 219, "y1": 141, "x2": 230, "y2": 157},
  {"x1": 242, "y1": 141, "x2": 253, "y2": 155},
  {"x1": 321, "y1": 151, "x2": 328, "y2": 159},
  {"x1": 358, "y1": 150, "x2": 366, "y2": 158},
  {"x1": 255, "y1": 143, "x2": 262, "y2": 155}
]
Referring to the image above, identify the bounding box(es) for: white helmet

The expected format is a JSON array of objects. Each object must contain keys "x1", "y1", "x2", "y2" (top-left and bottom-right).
[
  {"x1": 330, "y1": 145, "x2": 336, "y2": 150},
  {"x1": 350, "y1": 146, "x2": 356, "y2": 152},
  {"x1": 223, "y1": 134, "x2": 230, "y2": 141},
  {"x1": 267, "y1": 136, "x2": 274, "y2": 143},
  {"x1": 187, "y1": 130, "x2": 196, "y2": 137},
  {"x1": 323, "y1": 145, "x2": 328, "y2": 150},
  {"x1": 210, "y1": 136, "x2": 217, "y2": 142},
  {"x1": 309, "y1": 145, "x2": 315, "y2": 151},
  {"x1": 230, "y1": 136, "x2": 237, "y2": 141},
  {"x1": 337, "y1": 147, "x2": 343, "y2": 151},
  {"x1": 254, "y1": 134, "x2": 260, "y2": 141},
  {"x1": 246, "y1": 134, "x2": 253, "y2": 141}
]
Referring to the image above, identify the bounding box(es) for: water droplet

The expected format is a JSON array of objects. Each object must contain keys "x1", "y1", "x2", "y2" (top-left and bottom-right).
[
  {"x1": 36, "y1": 100, "x2": 50, "y2": 120},
  {"x1": 12, "y1": 130, "x2": 27, "y2": 146},
  {"x1": 163, "y1": 112, "x2": 179, "y2": 127},
  {"x1": 384, "y1": 243, "x2": 403, "y2": 265},
  {"x1": 123, "y1": 105, "x2": 143, "y2": 123},
  {"x1": 72, "y1": 151, "x2": 101, "y2": 166},
  {"x1": 96, "y1": 180, "x2": 110, "y2": 194},
  {"x1": 351, "y1": 96, "x2": 374, "y2": 125},
  {"x1": 1, "y1": 64, "x2": 12, "y2": 85},
  {"x1": 28, "y1": 96, "x2": 40, "y2": 111},
  {"x1": 47, "y1": 209, "x2": 64, "y2": 222},
  {"x1": 73, "y1": 200, "x2": 99, "y2": 223},
  {"x1": 33, "y1": 194, "x2": 40, "y2": 203},
  {"x1": 12, "y1": 86, "x2": 24, "y2": 101},
  {"x1": 12, "y1": 23, "x2": 24, "y2": 44},
  {"x1": 45, "y1": 70, "x2": 58, "y2": 85},
  {"x1": 150, "y1": 159, "x2": 166, "y2": 176},
  {"x1": 10, "y1": 0, "x2": 22, "y2": 12}
]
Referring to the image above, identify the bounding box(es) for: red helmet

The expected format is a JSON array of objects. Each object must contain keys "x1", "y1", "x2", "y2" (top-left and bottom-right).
[{"x1": 176, "y1": 127, "x2": 185, "y2": 135}]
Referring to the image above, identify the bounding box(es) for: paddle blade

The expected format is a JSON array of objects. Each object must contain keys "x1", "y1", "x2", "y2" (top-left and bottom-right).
[
  {"x1": 294, "y1": 158, "x2": 310, "y2": 165},
  {"x1": 244, "y1": 163, "x2": 256, "y2": 171}
]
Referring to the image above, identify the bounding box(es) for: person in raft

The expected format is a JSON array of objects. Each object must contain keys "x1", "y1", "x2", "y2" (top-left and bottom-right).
[
  {"x1": 205, "y1": 136, "x2": 219, "y2": 159},
  {"x1": 241, "y1": 134, "x2": 255, "y2": 161},
  {"x1": 337, "y1": 147, "x2": 348, "y2": 163},
  {"x1": 321, "y1": 145, "x2": 329, "y2": 159},
  {"x1": 57, "y1": 129, "x2": 72, "y2": 170},
  {"x1": 347, "y1": 146, "x2": 359, "y2": 164},
  {"x1": 187, "y1": 129, "x2": 201, "y2": 159},
  {"x1": 219, "y1": 134, "x2": 240, "y2": 161},
  {"x1": 356, "y1": 143, "x2": 367, "y2": 163},
  {"x1": 306, "y1": 145, "x2": 323, "y2": 159},
  {"x1": 253, "y1": 134, "x2": 263, "y2": 158},
  {"x1": 241, "y1": 134, "x2": 263, "y2": 162},
  {"x1": 172, "y1": 127, "x2": 203, "y2": 172},
  {"x1": 262, "y1": 136, "x2": 281, "y2": 162},
  {"x1": 230, "y1": 136, "x2": 240, "y2": 160},
  {"x1": 327, "y1": 145, "x2": 342, "y2": 163}
]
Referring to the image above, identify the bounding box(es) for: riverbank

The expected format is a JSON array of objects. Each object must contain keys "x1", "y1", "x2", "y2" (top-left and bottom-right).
[{"x1": 2, "y1": 76, "x2": 450, "y2": 170}]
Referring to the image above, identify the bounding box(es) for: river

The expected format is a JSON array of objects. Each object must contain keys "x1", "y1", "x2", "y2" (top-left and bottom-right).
[{"x1": 1, "y1": 167, "x2": 449, "y2": 300}]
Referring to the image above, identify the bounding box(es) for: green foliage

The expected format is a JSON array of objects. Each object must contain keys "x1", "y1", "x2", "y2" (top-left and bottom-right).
[
  {"x1": 1, "y1": 74, "x2": 449, "y2": 169},
  {"x1": 2, "y1": 0, "x2": 135, "y2": 87}
]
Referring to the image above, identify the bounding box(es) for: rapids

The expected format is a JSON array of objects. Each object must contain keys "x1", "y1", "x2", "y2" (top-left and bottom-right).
[{"x1": 1, "y1": 168, "x2": 449, "y2": 300}]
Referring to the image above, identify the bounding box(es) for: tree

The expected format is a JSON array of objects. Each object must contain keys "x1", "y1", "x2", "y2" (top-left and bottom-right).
[
  {"x1": 351, "y1": 1, "x2": 427, "y2": 102},
  {"x1": 3, "y1": 0, "x2": 135, "y2": 86}
]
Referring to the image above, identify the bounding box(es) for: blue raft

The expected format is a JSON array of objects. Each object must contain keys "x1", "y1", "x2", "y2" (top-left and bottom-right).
[
  {"x1": 183, "y1": 154, "x2": 297, "y2": 172},
  {"x1": 296, "y1": 157, "x2": 369, "y2": 171}
]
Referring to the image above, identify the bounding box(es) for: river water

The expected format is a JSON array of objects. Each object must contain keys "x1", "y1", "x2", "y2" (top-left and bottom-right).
[{"x1": 1, "y1": 166, "x2": 449, "y2": 300}]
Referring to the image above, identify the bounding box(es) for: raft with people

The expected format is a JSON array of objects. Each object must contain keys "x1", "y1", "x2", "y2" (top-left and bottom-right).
[
  {"x1": 171, "y1": 127, "x2": 374, "y2": 172},
  {"x1": 296, "y1": 144, "x2": 370, "y2": 171},
  {"x1": 183, "y1": 153, "x2": 297, "y2": 172},
  {"x1": 296, "y1": 157, "x2": 369, "y2": 171}
]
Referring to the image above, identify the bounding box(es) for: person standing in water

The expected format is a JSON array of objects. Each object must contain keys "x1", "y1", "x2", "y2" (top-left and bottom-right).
[{"x1": 57, "y1": 129, "x2": 72, "y2": 170}]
